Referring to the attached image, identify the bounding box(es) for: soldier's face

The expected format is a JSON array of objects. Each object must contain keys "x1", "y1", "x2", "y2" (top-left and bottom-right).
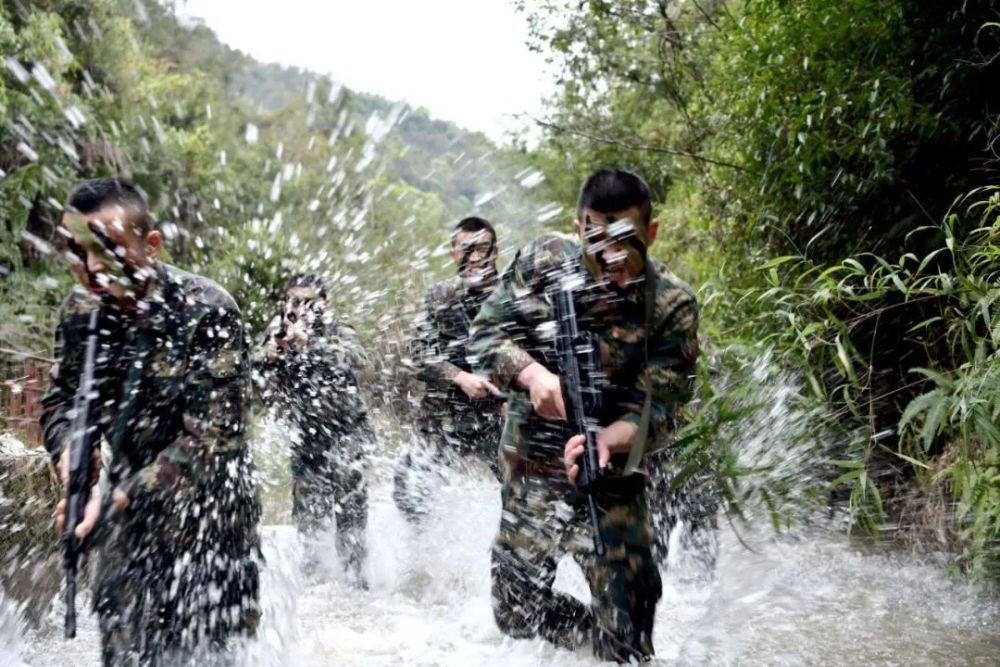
[
  {"x1": 450, "y1": 229, "x2": 497, "y2": 289},
  {"x1": 575, "y1": 206, "x2": 659, "y2": 289},
  {"x1": 60, "y1": 204, "x2": 161, "y2": 302}
]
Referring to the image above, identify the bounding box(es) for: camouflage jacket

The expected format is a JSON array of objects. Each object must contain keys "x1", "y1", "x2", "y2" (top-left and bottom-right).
[
  {"x1": 410, "y1": 276, "x2": 504, "y2": 435},
  {"x1": 252, "y1": 308, "x2": 369, "y2": 430},
  {"x1": 41, "y1": 262, "x2": 254, "y2": 508},
  {"x1": 468, "y1": 234, "x2": 699, "y2": 474}
]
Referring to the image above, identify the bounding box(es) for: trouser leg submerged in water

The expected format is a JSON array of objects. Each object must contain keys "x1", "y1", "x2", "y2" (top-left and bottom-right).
[
  {"x1": 490, "y1": 470, "x2": 661, "y2": 662},
  {"x1": 94, "y1": 483, "x2": 260, "y2": 666}
]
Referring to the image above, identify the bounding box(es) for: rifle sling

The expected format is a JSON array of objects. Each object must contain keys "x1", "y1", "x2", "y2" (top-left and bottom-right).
[{"x1": 623, "y1": 261, "x2": 655, "y2": 476}]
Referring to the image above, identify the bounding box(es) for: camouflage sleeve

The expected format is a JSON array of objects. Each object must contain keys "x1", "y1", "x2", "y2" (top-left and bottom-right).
[
  {"x1": 331, "y1": 322, "x2": 369, "y2": 371},
  {"x1": 468, "y1": 247, "x2": 541, "y2": 390},
  {"x1": 249, "y1": 315, "x2": 282, "y2": 406},
  {"x1": 411, "y1": 287, "x2": 462, "y2": 384},
  {"x1": 618, "y1": 295, "x2": 699, "y2": 447},
  {"x1": 122, "y1": 305, "x2": 249, "y2": 499},
  {"x1": 39, "y1": 293, "x2": 86, "y2": 468},
  {"x1": 308, "y1": 320, "x2": 368, "y2": 377}
]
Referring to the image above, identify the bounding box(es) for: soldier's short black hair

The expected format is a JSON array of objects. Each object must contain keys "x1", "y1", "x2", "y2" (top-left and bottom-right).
[
  {"x1": 285, "y1": 273, "x2": 327, "y2": 299},
  {"x1": 451, "y1": 216, "x2": 496, "y2": 247},
  {"x1": 66, "y1": 177, "x2": 153, "y2": 234},
  {"x1": 577, "y1": 168, "x2": 653, "y2": 223}
]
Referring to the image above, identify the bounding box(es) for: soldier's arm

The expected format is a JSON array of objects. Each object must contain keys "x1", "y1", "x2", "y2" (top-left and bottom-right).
[
  {"x1": 411, "y1": 287, "x2": 462, "y2": 384},
  {"x1": 121, "y1": 305, "x2": 249, "y2": 500},
  {"x1": 618, "y1": 294, "x2": 699, "y2": 448},
  {"x1": 304, "y1": 318, "x2": 367, "y2": 379},
  {"x1": 40, "y1": 296, "x2": 84, "y2": 468},
  {"x1": 468, "y1": 248, "x2": 540, "y2": 390},
  {"x1": 330, "y1": 322, "x2": 369, "y2": 371},
  {"x1": 249, "y1": 316, "x2": 284, "y2": 405}
]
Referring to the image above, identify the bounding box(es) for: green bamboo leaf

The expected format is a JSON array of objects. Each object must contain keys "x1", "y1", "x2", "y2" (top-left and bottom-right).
[
  {"x1": 830, "y1": 469, "x2": 862, "y2": 488},
  {"x1": 759, "y1": 255, "x2": 803, "y2": 270},
  {"x1": 831, "y1": 459, "x2": 865, "y2": 469},
  {"x1": 835, "y1": 334, "x2": 858, "y2": 383},
  {"x1": 880, "y1": 446, "x2": 931, "y2": 470}
]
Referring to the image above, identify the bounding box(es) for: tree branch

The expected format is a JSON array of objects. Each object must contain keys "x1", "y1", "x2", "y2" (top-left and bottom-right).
[{"x1": 529, "y1": 115, "x2": 745, "y2": 171}]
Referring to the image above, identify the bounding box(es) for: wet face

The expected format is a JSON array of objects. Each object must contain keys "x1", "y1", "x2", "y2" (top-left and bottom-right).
[
  {"x1": 574, "y1": 206, "x2": 659, "y2": 289},
  {"x1": 284, "y1": 285, "x2": 323, "y2": 325},
  {"x1": 60, "y1": 204, "x2": 161, "y2": 303},
  {"x1": 450, "y1": 229, "x2": 498, "y2": 290}
]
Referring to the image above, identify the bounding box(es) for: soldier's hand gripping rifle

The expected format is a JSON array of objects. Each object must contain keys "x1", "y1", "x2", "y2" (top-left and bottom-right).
[
  {"x1": 551, "y1": 280, "x2": 607, "y2": 557},
  {"x1": 63, "y1": 309, "x2": 100, "y2": 639}
]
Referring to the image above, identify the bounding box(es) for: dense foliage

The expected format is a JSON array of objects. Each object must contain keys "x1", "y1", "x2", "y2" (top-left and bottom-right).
[{"x1": 521, "y1": 0, "x2": 1000, "y2": 580}]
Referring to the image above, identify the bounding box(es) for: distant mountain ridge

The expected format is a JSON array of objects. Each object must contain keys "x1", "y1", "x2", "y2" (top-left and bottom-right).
[{"x1": 165, "y1": 13, "x2": 540, "y2": 224}]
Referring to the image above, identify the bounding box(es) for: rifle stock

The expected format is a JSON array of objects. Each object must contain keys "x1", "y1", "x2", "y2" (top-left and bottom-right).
[
  {"x1": 551, "y1": 282, "x2": 606, "y2": 557},
  {"x1": 63, "y1": 308, "x2": 100, "y2": 639}
]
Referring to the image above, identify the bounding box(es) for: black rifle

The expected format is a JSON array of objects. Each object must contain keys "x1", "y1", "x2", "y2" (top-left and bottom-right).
[
  {"x1": 63, "y1": 309, "x2": 100, "y2": 639},
  {"x1": 551, "y1": 282, "x2": 607, "y2": 557}
]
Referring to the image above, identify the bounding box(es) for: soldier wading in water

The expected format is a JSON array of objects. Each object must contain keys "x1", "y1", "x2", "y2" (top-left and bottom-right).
[
  {"x1": 254, "y1": 274, "x2": 371, "y2": 587},
  {"x1": 469, "y1": 168, "x2": 700, "y2": 662},
  {"x1": 393, "y1": 217, "x2": 506, "y2": 521},
  {"x1": 43, "y1": 178, "x2": 261, "y2": 665}
]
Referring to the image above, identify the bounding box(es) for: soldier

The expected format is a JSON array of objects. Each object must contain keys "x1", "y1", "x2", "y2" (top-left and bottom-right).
[
  {"x1": 392, "y1": 217, "x2": 506, "y2": 521},
  {"x1": 253, "y1": 274, "x2": 370, "y2": 586},
  {"x1": 42, "y1": 178, "x2": 260, "y2": 665},
  {"x1": 469, "y1": 168, "x2": 699, "y2": 662}
]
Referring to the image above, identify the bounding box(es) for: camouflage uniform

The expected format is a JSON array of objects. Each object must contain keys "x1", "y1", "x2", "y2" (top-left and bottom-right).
[
  {"x1": 393, "y1": 277, "x2": 505, "y2": 519},
  {"x1": 468, "y1": 234, "x2": 699, "y2": 662},
  {"x1": 253, "y1": 307, "x2": 370, "y2": 573},
  {"x1": 41, "y1": 263, "x2": 260, "y2": 666}
]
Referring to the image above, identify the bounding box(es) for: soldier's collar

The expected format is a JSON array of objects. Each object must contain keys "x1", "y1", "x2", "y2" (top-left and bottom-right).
[{"x1": 132, "y1": 262, "x2": 170, "y2": 325}]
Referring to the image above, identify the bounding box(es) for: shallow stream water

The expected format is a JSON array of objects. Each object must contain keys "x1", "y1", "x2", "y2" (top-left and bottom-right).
[{"x1": 4, "y1": 459, "x2": 999, "y2": 667}]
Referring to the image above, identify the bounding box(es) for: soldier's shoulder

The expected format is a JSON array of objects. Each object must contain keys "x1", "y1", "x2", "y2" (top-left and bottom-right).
[
  {"x1": 162, "y1": 263, "x2": 240, "y2": 318},
  {"x1": 517, "y1": 233, "x2": 579, "y2": 272},
  {"x1": 58, "y1": 285, "x2": 97, "y2": 318},
  {"x1": 648, "y1": 259, "x2": 698, "y2": 315},
  {"x1": 325, "y1": 316, "x2": 359, "y2": 339}
]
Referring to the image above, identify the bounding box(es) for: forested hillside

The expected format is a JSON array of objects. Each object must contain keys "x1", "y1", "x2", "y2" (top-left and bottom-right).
[
  {"x1": 0, "y1": 0, "x2": 549, "y2": 361},
  {"x1": 521, "y1": 0, "x2": 1000, "y2": 581}
]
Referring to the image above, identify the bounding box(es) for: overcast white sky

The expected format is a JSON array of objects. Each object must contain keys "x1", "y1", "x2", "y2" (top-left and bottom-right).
[{"x1": 178, "y1": 0, "x2": 555, "y2": 142}]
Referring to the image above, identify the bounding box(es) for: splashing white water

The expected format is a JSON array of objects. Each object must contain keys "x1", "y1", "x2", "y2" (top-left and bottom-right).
[{"x1": 9, "y1": 454, "x2": 1000, "y2": 666}]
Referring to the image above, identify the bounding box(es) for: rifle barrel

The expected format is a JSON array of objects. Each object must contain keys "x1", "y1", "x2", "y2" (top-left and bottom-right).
[
  {"x1": 553, "y1": 283, "x2": 607, "y2": 557},
  {"x1": 63, "y1": 309, "x2": 99, "y2": 640}
]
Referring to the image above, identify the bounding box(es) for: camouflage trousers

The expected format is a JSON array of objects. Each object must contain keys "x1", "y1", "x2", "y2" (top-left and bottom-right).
[
  {"x1": 492, "y1": 468, "x2": 661, "y2": 663},
  {"x1": 93, "y1": 486, "x2": 260, "y2": 666},
  {"x1": 291, "y1": 416, "x2": 370, "y2": 574}
]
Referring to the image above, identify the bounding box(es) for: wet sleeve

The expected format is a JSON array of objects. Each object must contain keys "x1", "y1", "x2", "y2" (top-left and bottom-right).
[
  {"x1": 305, "y1": 320, "x2": 368, "y2": 381},
  {"x1": 468, "y1": 249, "x2": 539, "y2": 390},
  {"x1": 411, "y1": 288, "x2": 462, "y2": 384},
  {"x1": 40, "y1": 305, "x2": 81, "y2": 468},
  {"x1": 249, "y1": 316, "x2": 284, "y2": 406},
  {"x1": 331, "y1": 323, "x2": 369, "y2": 373},
  {"x1": 618, "y1": 297, "x2": 699, "y2": 449},
  {"x1": 121, "y1": 306, "x2": 250, "y2": 500}
]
